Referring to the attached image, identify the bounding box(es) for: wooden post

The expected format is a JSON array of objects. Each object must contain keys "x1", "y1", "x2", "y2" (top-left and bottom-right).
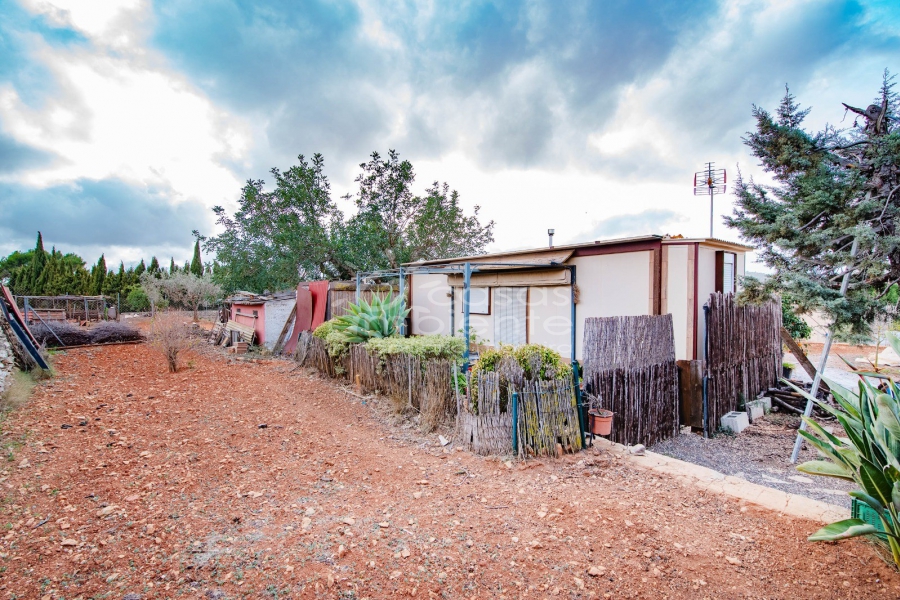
[{"x1": 779, "y1": 327, "x2": 828, "y2": 394}]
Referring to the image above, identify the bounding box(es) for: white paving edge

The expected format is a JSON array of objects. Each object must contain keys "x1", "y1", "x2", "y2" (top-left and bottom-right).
[{"x1": 591, "y1": 438, "x2": 848, "y2": 525}]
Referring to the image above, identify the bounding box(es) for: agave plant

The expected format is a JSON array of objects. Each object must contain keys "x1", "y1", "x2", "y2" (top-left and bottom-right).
[
  {"x1": 794, "y1": 332, "x2": 900, "y2": 567},
  {"x1": 332, "y1": 292, "x2": 410, "y2": 343}
]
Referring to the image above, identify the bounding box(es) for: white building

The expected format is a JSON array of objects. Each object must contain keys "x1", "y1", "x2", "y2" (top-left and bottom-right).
[{"x1": 405, "y1": 235, "x2": 750, "y2": 362}]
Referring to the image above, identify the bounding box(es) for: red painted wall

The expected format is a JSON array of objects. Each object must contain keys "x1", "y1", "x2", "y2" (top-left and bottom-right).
[{"x1": 231, "y1": 303, "x2": 266, "y2": 345}]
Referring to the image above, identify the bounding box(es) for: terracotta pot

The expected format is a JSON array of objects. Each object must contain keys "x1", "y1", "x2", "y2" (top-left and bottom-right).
[{"x1": 588, "y1": 409, "x2": 614, "y2": 436}]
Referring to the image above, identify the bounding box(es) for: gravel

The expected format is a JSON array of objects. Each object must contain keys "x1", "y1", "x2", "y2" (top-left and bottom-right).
[{"x1": 651, "y1": 412, "x2": 856, "y2": 508}]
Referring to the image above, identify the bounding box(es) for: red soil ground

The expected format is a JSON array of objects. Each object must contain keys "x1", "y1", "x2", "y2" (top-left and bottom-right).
[{"x1": 0, "y1": 342, "x2": 898, "y2": 599}]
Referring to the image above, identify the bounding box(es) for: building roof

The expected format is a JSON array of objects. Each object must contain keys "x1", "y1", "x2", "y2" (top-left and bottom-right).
[
  {"x1": 226, "y1": 290, "x2": 296, "y2": 304},
  {"x1": 404, "y1": 234, "x2": 752, "y2": 267}
]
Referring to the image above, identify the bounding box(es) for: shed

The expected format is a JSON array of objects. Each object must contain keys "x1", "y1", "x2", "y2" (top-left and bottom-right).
[
  {"x1": 405, "y1": 234, "x2": 751, "y2": 362},
  {"x1": 227, "y1": 291, "x2": 297, "y2": 350}
]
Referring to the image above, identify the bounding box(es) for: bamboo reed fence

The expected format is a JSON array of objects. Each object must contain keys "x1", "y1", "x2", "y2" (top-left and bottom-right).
[
  {"x1": 295, "y1": 336, "x2": 454, "y2": 432},
  {"x1": 705, "y1": 293, "x2": 782, "y2": 432},
  {"x1": 582, "y1": 315, "x2": 679, "y2": 446},
  {"x1": 456, "y1": 372, "x2": 514, "y2": 455},
  {"x1": 514, "y1": 378, "x2": 582, "y2": 457}
]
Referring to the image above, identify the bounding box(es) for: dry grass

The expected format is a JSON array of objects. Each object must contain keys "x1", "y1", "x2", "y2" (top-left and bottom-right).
[
  {"x1": 1, "y1": 370, "x2": 38, "y2": 415},
  {"x1": 148, "y1": 311, "x2": 198, "y2": 372}
]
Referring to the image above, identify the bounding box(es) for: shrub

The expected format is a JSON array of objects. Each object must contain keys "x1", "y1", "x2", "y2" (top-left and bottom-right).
[
  {"x1": 794, "y1": 332, "x2": 900, "y2": 567},
  {"x1": 88, "y1": 322, "x2": 143, "y2": 344},
  {"x1": 468, "y1": 343, "x2": 572, "y2": 412},
  {"x1": 365, "y1": 335, "x2": 465, "y2": 362},
  {"x1": 148, "y1": 312, "x2": 197, "y2": 372},
  {"x1": 314, "y1": 319, "x2": 353, "y2": 359},
  {"x1": 124, "y1": 286, "x2": 150, "y2": 312},
  {"x1": 332, "y1": 293, "x2": 409, "y2": 342},
  {"x1": 30, "y1": 322, "x2": 90, "y2": 347}
]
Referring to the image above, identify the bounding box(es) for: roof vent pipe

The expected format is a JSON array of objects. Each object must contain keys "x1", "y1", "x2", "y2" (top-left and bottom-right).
[{"x1": 548, "y1": 228, "x2": 555, "y2": 248}]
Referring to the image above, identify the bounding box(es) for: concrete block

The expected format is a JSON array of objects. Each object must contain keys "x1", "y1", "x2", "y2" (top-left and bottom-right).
[
  {"x1": 745, "y1": 400, "x2": 765, "y2": 423},
  {"x1": 757, "y1": 396, "x2": 772, "y2": 413},
  {"x1": 721, "y1": 411, "x2": 750, "y2": 434}
]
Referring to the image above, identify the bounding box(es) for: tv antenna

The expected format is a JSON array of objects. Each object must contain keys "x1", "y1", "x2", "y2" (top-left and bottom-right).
[{"x1": 693, "y1": 162, "x2": 726, "y2": 238}]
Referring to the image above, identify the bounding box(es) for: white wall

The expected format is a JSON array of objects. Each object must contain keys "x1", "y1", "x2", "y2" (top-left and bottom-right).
[
  {"x1": 529, "y1": 286, "x2": 573, "y2": 359},
  {"x1": 666, "y1": 245, "x2": 690, "y2": 360},
  {"x1": 571, "y1": 251, "x2": 652, "y2": 360},
  {"x1": 263, "y1": 299, "x2": 295, "y2": 350},
  {"x1": 696, "y1": 247, "x2": 717, "y2": 360},
  {"x1": 410, "y1": 274, "x2": 453, "y2": 336}
]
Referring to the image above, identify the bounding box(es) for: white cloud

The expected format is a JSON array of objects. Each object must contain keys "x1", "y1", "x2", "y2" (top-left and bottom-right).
[{"x1": 1, "y1": 0, "x2": 252, "y2": 222}]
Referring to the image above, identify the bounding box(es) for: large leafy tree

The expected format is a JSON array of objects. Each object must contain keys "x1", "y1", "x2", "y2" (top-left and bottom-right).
[
  {"x1": 202, "y1": 150, "x2": 495, "y2": 293},
  {"x1": 345, "y1": 150, "x2": 495, "y2": 269},
  {"x1": 729, "y1": 74, "x2": 900, "y2": 336},
  {"x1": 199, "y1": 153, "x2": 347, "y2": 293}
]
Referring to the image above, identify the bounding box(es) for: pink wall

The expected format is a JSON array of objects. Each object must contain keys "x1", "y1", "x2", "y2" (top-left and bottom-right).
[{"x1": 231, "y1": 303, "x2": 266, "y2": 345}]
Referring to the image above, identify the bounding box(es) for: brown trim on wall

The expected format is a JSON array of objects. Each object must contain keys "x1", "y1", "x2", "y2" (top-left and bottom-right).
[
  {"x1": 651, "y1": 248, "x2": 662, "y2": 315},
  {"x1": 570, "y1": 239, "x2": 662, "y2": 258},
  {"x1": 714, "y1": 251, "x2": 724, "y2": 294}
]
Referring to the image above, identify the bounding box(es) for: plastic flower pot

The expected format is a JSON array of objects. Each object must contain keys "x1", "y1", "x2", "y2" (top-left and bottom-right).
[
  {"x1": 588, "y1": 409, "x2": 614, "y2": 436},
  {"x1": 782, "y1": 366, "x2": 793, "y2": 379}
]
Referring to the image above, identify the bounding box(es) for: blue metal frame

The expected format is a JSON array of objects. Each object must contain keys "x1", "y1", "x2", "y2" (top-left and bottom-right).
[{"x1": 353, "y1": 261, "x2": 578, "y2": 374}]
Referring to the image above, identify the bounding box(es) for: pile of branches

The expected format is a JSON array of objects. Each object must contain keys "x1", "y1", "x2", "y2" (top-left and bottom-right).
[
  {"x1": 764, "y1": 382, "x2": 834, "y2": 419},
  {"x1": 31, "y1": 321, "x2": 143, "y2": 348}
]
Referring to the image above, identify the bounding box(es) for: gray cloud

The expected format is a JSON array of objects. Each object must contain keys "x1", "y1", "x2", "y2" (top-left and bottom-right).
[
  {"x1": 0, "y1": 132, "x2": 56, "y2": 173},
  {"x1": 0, "y1": 178, "x2": 211, "y2": 255},
  {"x1": 576, "y1": 209, "x2": 687, "y2": 241}
]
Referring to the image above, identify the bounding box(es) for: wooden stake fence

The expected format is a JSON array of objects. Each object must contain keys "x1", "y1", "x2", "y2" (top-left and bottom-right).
[
  {"x1": 582, "y1": 315, "x2": 679, "y2": 446},
  {"x1": 705, "y1": 293, "x2": 781, "y2": 432}
]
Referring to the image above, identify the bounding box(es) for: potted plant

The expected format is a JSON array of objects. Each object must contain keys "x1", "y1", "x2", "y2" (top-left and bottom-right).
[
  {"x1": 782, "y1": 361, "x2": 795, "y2": 379},
  {"x1": 588, "y1": 409, "x2": 614, "y2": 436}
]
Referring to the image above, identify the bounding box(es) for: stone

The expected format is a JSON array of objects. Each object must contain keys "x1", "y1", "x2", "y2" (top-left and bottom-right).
[
  {"x1": 726, "y1": 556, "x2": 742, "y2": 566},
  {"x1": 96, "y1": 505, "x2": 119, "y2": 517},
  {"x1": 721, "y1": 411, "x2": 749, "y2": 434},
  {"x1": 745, "y1": 400, "x2": 765, "y2": 423},
  {"x1": 628, "y1": 444, "x2": 646, "y2": 456},
  {"x1": 439, "y1": 435, "x2": 450, "y2": 446},
  {"x1": 588, "y1": 566, "x2": 605, "y2": 577},
  {"x1": 341, "y1": 517, "x2": 355, "y2": 526},
  {"x1": 61, "y1": 538, "x2": 77, "y2": 547}
]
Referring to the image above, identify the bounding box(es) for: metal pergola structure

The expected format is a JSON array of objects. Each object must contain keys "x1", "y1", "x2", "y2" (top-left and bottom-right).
[{"x1": 354, "y1": 261, "x2": 578, "y2": 371}]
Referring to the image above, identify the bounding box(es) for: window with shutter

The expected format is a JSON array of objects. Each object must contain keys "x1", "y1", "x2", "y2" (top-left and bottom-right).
[{"x1": 493, "y1": 287, "x2": 527, "y2": 346}]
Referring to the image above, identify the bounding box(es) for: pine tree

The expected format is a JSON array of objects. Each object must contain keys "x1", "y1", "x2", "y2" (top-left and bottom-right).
[
  {"x1": 190, "y1": 240, "x2": 203, "y2": 277},
  {"x1": 729, "y1": 75, "x2": 900, "y2": 335},
  {"x1": 135, "y1": 259, "x2": 146, "y2": 278},
  {"x1": 148, "y1": 256, "x2": 160, "y2": 275}
]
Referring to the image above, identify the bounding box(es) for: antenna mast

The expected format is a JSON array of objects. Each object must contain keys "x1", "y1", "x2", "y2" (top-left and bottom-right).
[{"x1": 693, "y1": 162, "x2": 726, "y2": 237}]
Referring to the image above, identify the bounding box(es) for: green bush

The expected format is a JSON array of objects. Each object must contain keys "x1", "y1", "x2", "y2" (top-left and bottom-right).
[
  {"x1": 365, "y1": 335, "x2": 465, "y2": 362},
  {"x1": 313, "y1": 319, "x2": 353, "y2": 359},
  {"x1": 124, "y1": 285, "x2": 150, "y2": 312},
  {"x1": 471, "y1": 344, "x2": 571, "y2": 383}
]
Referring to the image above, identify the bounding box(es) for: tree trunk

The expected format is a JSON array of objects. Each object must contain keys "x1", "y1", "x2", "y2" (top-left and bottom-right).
[{"x1": 780, "y1": 327, "x2": 828, "y2": 394}]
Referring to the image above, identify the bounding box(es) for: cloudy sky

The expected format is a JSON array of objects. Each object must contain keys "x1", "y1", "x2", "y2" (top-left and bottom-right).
[{"x1": 0, "y1": 0, "x2": 898, "y2": 268}]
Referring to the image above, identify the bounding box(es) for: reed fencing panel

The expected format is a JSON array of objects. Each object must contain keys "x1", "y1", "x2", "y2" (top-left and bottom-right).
[
  {"x1": 295, "y1": 340, "x2": 454, "y2": 432},
  {"x1": 705, "y1": 293, "x2": 782, "y2": 432},
  {"x1": 456, "y1": 372, "x2": 514, "y2": 455},
  {"x1": 514, "y1": 378, "x2": 582, "y2": 458},
  {"x1": 582, "y1": 315, "x2": 679, "y2": 446}
]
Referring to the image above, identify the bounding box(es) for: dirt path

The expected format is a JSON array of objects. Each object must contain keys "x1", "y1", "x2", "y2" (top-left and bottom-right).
[{"x1": 1, "y1": 344, "x2": 898, "y2": 599}]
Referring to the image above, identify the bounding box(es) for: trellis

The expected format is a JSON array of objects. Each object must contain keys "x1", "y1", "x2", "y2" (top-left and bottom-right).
[{"x1": 582, "y1": 315, "x2": 679, "y2": 446}]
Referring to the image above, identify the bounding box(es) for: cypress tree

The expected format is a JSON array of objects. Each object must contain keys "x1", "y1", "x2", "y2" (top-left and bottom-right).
[
  {"x1": 28, "y1": 232, "x2": 47, "y2": 293},
  {"x1": 190, "y1": 240, "x2": 203, "y2": 277},
  {"x1": 183, "y1": 260, "x2": 191, "y2": 273},
  {"x1": 148, "y1": 256, "x2": 160, "y2": 274},
  {"x1": 135, "y1": 259, "x2": 146, "y2": 278},
  {"x1": 170, "y1": 257, "x2": 177, "y2": 274},
  {"x1": 91, "y1": 255, "x2": 107, "y2": 295}
]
